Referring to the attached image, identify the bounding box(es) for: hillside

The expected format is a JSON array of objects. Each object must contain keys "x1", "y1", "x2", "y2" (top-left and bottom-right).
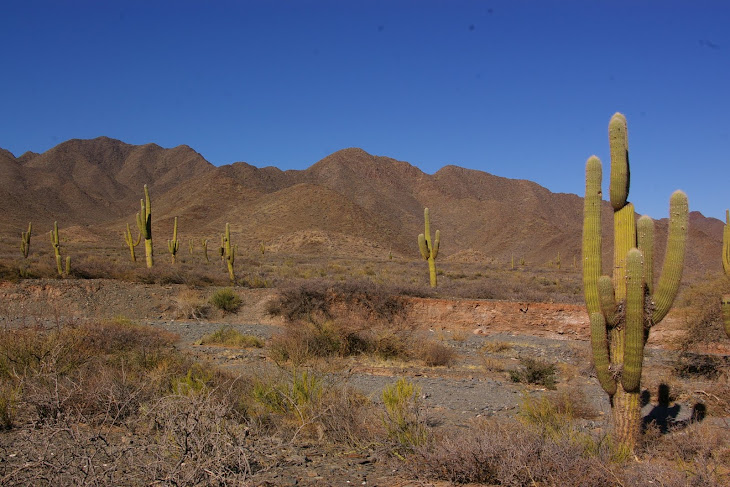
[{"x1": 0, "y1": 138, "x2": 725, "y2": 279}]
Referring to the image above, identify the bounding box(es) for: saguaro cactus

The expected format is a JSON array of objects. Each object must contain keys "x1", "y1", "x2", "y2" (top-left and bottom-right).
[
  {"x1": 136, "y1": 184, "x2": 153, "y2": 268},
  {"x1": 123, "y1": 223, "x2": 141, "y2": 262},
  {"x1": 223, "y1": 223, "x2": 235, "y2": 282},
  {"x1": 21, "y1": 222, "x2": 32, "y2": 258},
  {"x1": 418, "y1": 208, "x2": 440, "y2": 288},
  {"x1": 50, "y1": 221, "x2": 69, "y2": 277},
  {"x1": 722, "y1": 209, "x2": 730, "y2": 337},
  {"x1": 583, "y1": 113, "x2": 688, "y2": 451},
  {"x1": 167, "y1": 217, "x2": 179, "y2": 264},
  {"x1": 201, "y1": 238, "x2": 209, "y2": 263}
]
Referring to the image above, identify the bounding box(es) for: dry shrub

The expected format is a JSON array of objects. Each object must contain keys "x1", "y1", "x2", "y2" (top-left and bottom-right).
[
  {"x1": 412, "y1": 419, "x2": 614, "y2": 486},
  {"x1": 677, "y1": 276, "x2": 730, "y2": 348},
  {"x1": 267, "y1": 280, "x2": 415, "y2": 364},
  {"x1": 174, "y1": 288, "x2": 210, "y2": 319},
  {"x1": 481, "y1": 340, "x2": 512, "y2": 354},
  {"x1": 509, "y1": 357, "x2": 558, "y2": 389},
  {"x1": 197, "y1": 326, "x2": 263, "y2": 348},
  {"x1": 420, "y1": 341, "x2": 457, "y2": 367}
]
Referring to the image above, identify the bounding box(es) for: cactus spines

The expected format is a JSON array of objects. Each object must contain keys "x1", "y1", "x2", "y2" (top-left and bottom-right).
[
  {"x1": 722, "y1": 209, "x2": 730, "y2": 337},
  {"x1": 167, "y1": 217, "x2": 179, "y2": 264},
  {"x1": 418, "y1": 208, "x2": 440, "y2": 287},
  {"x1": 21, "y1": 222, "x2": 32, "y2": 258},
  {"x1": 582, "y1": 113, "x2": 688, "y2": 451},
  {"x1": 136, "y1": 184, "x2": 153, "y2": 268},
  {"x1": 50, "y1": 221, "x2": 64, "y2": 277},
  {"x1": 223, "y1": 223, "x2": 235, "y2": 282},
  {"x1": 123, "y1": 223, "x2": 141, "y2": 262}
]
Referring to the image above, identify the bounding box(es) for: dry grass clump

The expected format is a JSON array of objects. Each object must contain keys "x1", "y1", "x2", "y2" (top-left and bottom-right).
[
  {"x1": 676, "y1": 276, "x2": 730, "y2": 348},
  {"x1": 197, "y1": 326, "x2": 264, "y2": 348},
  {"x1": 174, "y1": 288, "x2": 210, "y2": 319},
  {"x1": 420, "y1": 341, "x2": 457, "y2": 367},
  {"x1": 209, "y1": 287, "x2": 242, "y2": 313}
]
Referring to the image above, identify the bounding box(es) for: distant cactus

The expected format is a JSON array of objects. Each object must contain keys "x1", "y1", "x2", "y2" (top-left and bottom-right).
[
  {"x1": 260, "y1": 242, "x2": 266, "y2": 256},
  {"x1": 722, "y1": 209, "x2": 730, "y2": 337},
  {"x1": 123, "y1": 223, "x2": 141, "y2": 262},
  {"x1": 188, "y1": 238, "x2": 194, "y2": 256},
  {"x1": 20, "y1": 222, "x2": 31, "y2": 258},
  {"x1": 418, "y1": 208, "x2": 440, "y2": 287},
  {"x1": 201, "y1": 238, "x2": 209, "y2": 263},
  {"x1": 167, "y1": 217, "x2": 179, "y2": 264},
  {"x1": 135, "y1": 184, "x2": 153, "y2": 268},
  {"x1": 223, "y1": 223, "x2": 235, "y2": 282},
  {"x1": 50, "y1": 221, "x2": 66, "y2": 277},
  {"x1": 583, "y1": 113, "x2": 688, "y2": 451}
]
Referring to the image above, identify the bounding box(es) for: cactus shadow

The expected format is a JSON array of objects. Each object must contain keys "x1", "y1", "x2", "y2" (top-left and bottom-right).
[{"x1": 641, "y1": 383, "x2": 706, "y2": 434}]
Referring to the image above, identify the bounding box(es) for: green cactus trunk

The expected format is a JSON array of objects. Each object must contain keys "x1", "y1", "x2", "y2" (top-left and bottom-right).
[
  {"x1": 50, "y1": 221, "x2": 63, "y2": 277},
  {"x1": 418, "y1": 208, "x2": 440, "y2": 288},
  {"x1": 224, "y1": 223, "x2": 235, "y2": 283},
  {"x1": 21, "y1": 222, "x2": 32, "y2": 259},
  {"x1": 136, "y1": 184, "x2": 153, "y2": 268},
  {"x1": 124, "y1": 223, "x2": 141, "y2": 262},
  {"x1": 582, "y1": 113, "x2": 688, "y2": 452},
  {"x1": 167, "y1": 217, "x2": 179, "y2": 264}
]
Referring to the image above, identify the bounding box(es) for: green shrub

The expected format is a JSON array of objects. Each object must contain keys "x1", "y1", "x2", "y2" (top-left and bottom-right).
[
  {"x1": 209, "y1": 288, "x2": 242, "y2": 313},
  {"x1": 382, "y1": 377, "x2": 427, "y2": 453},
  {"x1": 509, "y1": 358, "x2": 557, "y2": 389}
]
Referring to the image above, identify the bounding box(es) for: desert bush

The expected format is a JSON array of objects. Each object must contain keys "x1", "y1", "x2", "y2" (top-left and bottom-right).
[
  {"x1": 509, "y1": 357, "x2": 558, "y2": 389},
  {"x1": 672, "y1": 351, "x2": 727, "y2": 379},
  {"x1": 174, "y1": 288, "x2": 210, "y2": 319},
  {"x1": 481, "y1": 340, "x2": 512, "y2": 354},
  {"x1": 677, "y1": 276, "x2": 730, "y2": 348},
  {"x1": 382, "y1": 377, "x2": 427, "y2": 453},
  {"x1": 197, "y1": 326, "x2": 264, "y2": 348},
  {"x1": 209, "y1": 287, "x2": 242, "y2": 313},
  {"x1": 420, "y1": 341, "x2": 456, "y2": 367}
]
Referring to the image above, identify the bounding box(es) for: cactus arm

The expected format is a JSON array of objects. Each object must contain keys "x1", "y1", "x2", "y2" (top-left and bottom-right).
[
  {"x1": 201, "y1": 238, "x2": 209, "y2": 263},
  {"x1": 582, "y1": 156, "x2": 603, "y2": 315},
  {"x1": 608, "y1": 112, "x2": 629, "y2": 210},
  {"x1": 432, "y1": 230, "x2": 440, "y2": 259},
  {"x1": 423, "y1": 208, "x2": 432, "y2": 250},
  {"x1": 418, "y1": 234, "x2": 429, "y2": 259},
  {"x1": 622, "y1": 248, "x2": 645, "y2": 393},
  {"x1": 123, "y1": 223, "x2": 141, "y2": 262},
  {"x1": 597, "y1": 275, "x2": 618, "y2": 327},
  {"x1": 722, "y1": 297, "x2": 730, "y2": 338},
  {"x1": 637, "y1": 216, "x2": 654, "y2": 295},
  {"x1": 651, "y1": 191, "x2": 689, "y2": 324},
  {"x1": 589, "y1": 312, "x2": 617, "y2": 396}
]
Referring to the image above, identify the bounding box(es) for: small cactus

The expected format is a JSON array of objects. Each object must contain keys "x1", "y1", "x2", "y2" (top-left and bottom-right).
[
  {"x1": 50, "y1": 221, "x2": 65, "y2": 277},
  {"x1": 167, "y1": 217, "x2": 179, "y2": 264},
  {"x1": 188, "y1": 238, "x2": 194, "y2": 256},
  {"x1": 123, "y1": 223, "x2": 141, "y2": 262},
  {"x1": 20, "y1": 222, "x2": 31, "y2": 258},
  {"x1": 418, "y1": 208, "x2": 440, "y2": 288},
  {"x1": 722, "y1": 209, "x2": 730, "y2": 337},
  {"x1": 201, "y1": 238, "x2": 209, "y2": 263},
  {"x1": 223, "y1": 223, "x2": 235, "y2": 282},
  {"x1": 135, "y1": 184, "x2": 153, "y2": 268}
]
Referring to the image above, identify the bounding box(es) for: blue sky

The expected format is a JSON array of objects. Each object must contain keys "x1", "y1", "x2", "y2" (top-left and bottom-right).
[{"x1": 2, "y1": 1, "x2": 729, "y2": 221}]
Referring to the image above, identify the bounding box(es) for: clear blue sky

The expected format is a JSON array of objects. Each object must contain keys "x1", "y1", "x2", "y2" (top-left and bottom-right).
[{"x1": 2, "y1": 1, "x2": 729, "y2": 221}]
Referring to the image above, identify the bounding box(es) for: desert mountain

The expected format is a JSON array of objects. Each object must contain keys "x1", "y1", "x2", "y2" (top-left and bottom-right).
[{"x1": 0, "y1": 138, "x2": 725, "y2": 279}]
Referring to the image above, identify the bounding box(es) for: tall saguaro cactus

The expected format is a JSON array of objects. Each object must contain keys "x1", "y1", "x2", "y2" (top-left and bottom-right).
[
  {"x1": 418, "y1": 208, "x2": 440, "y2": 288},
  {"x1": 21, "y1": 222, "x2": 32, "y2": 258},
  {"x1": 123, "y1": 223, "x2": 141, "y2": 262},
  {"x1": 50, "y1": 221, "x2": 70, "y2": 277},
  {"x1": 167, "y1": 217, "x2": 180, "y2": 264},
  {"x1": 583, "y1": 113, "x2": 689, "y2": 451},
  {"x1": 722, "y1": 209, "x2": 730, "y2": 337},
  {"x1": 223, "y1": 223, "x2": 235, "y2": 282},
  {"x1": 136, "y1": 184, "x2": 153, "y2": 268}
]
